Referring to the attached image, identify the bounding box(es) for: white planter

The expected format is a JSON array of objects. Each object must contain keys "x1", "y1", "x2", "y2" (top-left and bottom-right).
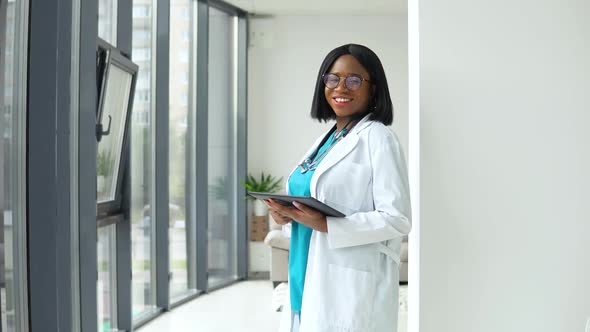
[{"x1": 253, "y1": 199, "x2": 268, "y2": 216}]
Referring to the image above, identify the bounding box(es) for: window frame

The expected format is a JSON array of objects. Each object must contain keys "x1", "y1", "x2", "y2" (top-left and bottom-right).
[{"x1": 96, "y1": 38, "x2": 139, "y2": 217}]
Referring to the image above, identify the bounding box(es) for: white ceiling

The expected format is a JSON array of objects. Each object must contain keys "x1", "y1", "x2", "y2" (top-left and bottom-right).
[{"x1": 225, "y1": 0, "x2": 407, "y2": 15}]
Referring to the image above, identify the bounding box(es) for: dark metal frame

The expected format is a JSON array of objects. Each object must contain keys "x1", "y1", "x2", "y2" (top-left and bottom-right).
[
  {"x1": 70, "y1": 0, "x2": 82, "y2": 329},
  {"x1": 27, "y1": 0, "x2": 73, "y2": 330},
  {"x1": 154, "y1": 0, "x2": 171, "y2": 314},
  {"x1": 194, "y1": 0, "x2": 210, "y2": 294},
  {"x1": 236, "y1": 14, "x2": 249, "y2": 283},
  {"x1": 208, "y1": 0, "x2": 247, "y2": 17},
  {"x1": 112, "y1": 2, "x2": 134, "y2": 331},
  {"x1": 96, "y1": 39, "x2": 139, "y2": 218},
  {"x1": 78, "y1": 0, "x2": 99, "y2": 329}
]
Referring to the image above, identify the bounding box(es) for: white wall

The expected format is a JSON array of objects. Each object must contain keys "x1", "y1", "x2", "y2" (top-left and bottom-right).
[
  {"x1": 419, "y1": 0, "x2": 590, "y2": 331},
  {"x1": 247, "y1": 15, "x2": 408, "y2": 185}
]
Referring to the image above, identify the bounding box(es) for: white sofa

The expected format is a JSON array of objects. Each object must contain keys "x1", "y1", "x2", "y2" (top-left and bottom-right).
[{"x1": 263, "y1": 215, "x2": 290, "y2": 287}]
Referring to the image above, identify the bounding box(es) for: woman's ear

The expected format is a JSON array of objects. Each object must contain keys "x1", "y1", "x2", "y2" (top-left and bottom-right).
[{"x1": 372, "y1": 85, "x2": 377, "y2": 97}]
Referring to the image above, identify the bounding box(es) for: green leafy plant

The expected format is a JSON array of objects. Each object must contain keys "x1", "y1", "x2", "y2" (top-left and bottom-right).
[
  {"x1": 209, "y1": 176, "x2": 227, "y2": 200},
  {"x1": 97, "y1": 150, "x2": 114, "y2": 177},
  {"x1": 241, "y1": 172, "x2": 283, "y2": 200}
]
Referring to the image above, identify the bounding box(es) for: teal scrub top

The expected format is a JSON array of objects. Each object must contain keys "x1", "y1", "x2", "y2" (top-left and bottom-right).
[{"x1": 288, "y1": 130, "x2": 337, "y2": 312}]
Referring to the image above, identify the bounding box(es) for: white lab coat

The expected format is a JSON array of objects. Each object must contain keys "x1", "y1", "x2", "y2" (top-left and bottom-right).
[{"x1": 278, "y1": 114, "x2": 412, "y2": 332}]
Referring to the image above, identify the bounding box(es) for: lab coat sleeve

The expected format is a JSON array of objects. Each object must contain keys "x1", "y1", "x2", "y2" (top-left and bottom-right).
[{"x1": 326, "y1": 128, "x2": 412, "y2": 249}]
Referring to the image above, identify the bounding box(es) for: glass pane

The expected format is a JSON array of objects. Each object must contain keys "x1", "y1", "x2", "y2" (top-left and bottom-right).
[
  {"x1": 98, "y1": 0, "x2": 117, "y2": 45},
  {"x1": 131, "y1": 0, "x2": 156, "y2": 319},
  {"x1": 169, "y1": 0, "x2": 193, "y2": 298},
  {"x1": 207, "y1": 7, "x2": 237, "y2": 286},
  {"x1": 1, "y1": 0, "x2": 27, "y2": 330},
  {"x1": 97, "y1": 64, "x2": 132, "y2": 202},
  {"x1": 97, "y1": 225, "x2": 117, "y2": 332}
]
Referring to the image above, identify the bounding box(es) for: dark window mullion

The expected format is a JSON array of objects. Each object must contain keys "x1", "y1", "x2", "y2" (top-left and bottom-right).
[{"x1": 155, "y1": 0, "x2": 171, "y2": 312}]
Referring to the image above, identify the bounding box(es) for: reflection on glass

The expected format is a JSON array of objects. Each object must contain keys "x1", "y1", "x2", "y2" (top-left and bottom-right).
[
  {"x1": 97, "y1": 64, "x2": 132, "y2": 202},
  {"x1": 97, "y1": 225, "x2": 117, "y2": 332},
  {"x1": 98, "y1": 0, "x2": 117, "y2": 45},
  {"x1": 169, "y1": 0, "x2": 192, "y2": 298},
  {"x1": 1, "y1": 1, "x2": 26, "y2": 330},
  {"x1": 131, "y1": 0, "x2": 156, "y2": 319},
  {"x1": 207, "y1": 7, "x2": 237, "y2": 287},
  {"x1": 97, "y1": 3, "x2": 122, "y2": 332}
]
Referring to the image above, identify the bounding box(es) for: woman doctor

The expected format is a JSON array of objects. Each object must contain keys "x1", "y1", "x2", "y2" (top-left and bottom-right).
[{"x1": 265, "y1": 44, "x2": 411, "y2": 332}]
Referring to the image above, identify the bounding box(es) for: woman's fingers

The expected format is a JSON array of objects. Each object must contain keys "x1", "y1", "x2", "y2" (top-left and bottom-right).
[
  {"x1": 266, "y1": 199, "x2": 298, "y2": 217},
  {"x1": 261, "y1": 199, "x2": 295, "y2": 225},
  {"x1": 292, "y1": 201, "x2": 312, "y2": 213},
  {"x1": 292, "y1": 201, "x2": 323, "y2": 217},
  {"x1": 270, "y1": 210, "x2": 290, "y2": 225}
]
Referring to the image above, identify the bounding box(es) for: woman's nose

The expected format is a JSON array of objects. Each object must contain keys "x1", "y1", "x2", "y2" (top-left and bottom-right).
[{"x1": 334, "y1": 78, "x2": 349, "y2": 91}]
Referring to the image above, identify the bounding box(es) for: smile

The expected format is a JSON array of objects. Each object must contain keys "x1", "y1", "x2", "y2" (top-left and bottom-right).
[{"x1": 333, "y1": 97, "x2": 353, "y2": 104}]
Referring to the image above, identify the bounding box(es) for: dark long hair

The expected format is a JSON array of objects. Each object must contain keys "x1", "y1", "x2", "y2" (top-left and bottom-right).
[{"x1": 310, "y1": 44, "x2": 394, "y2": 125}]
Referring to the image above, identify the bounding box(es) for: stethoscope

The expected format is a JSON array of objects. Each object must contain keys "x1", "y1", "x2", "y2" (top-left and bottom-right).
[{"x1": 298, "y1": 118, "x2": 358, "y2": 174}]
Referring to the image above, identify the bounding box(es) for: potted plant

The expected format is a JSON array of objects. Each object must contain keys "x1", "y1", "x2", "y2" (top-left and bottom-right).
[{"x1": 241, "y1": 172, "x2": 283, "y2": 216}]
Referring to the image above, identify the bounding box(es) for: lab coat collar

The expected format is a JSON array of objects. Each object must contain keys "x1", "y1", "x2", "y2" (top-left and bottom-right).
[
  {"x1": 310, "y1": 113, "x2": 374, "y2": 197},
  {"x1": 349, "y1": 112, "x2": 373, "y2": 135}
]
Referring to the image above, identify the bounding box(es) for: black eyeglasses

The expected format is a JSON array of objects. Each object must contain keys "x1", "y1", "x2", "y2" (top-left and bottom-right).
[{"x1": 322, "y1": 73, "x2": 371, "y2": 91}]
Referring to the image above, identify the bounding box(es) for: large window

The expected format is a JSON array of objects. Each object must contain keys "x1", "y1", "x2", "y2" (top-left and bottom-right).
[
  {"x1": 0, "y1": 0, "x2": 29, "y2": 330},
  {"x1": 97, "y1": 225, "x2": 117, "y2": 332},
  {"x1": 168, "y1": 0, "x2": 196, "y2": 300},
  {"x1": 85, "y1": 1, "x2": 247, "y2": 328},
  {"x1": 94, "y1": 45, "x2": 138, "y2": 331},
  {"x1": 207, "y1": 7, "x2": 238, "y2": 287},
  {"x1": 98, "y1": 0, "x2": 117, "y2": 45},
  {"x1": 131, "y1": 0, "x2": 157, "y2": 320}
]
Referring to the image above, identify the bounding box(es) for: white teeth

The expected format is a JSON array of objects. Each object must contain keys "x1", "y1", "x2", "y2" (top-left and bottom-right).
[{"x1": 335, "y1": 98, "x2": 351, "y2": 103}]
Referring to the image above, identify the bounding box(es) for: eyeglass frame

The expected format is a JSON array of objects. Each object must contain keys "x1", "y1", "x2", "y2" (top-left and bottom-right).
[{"x1": 322, "y1": 73, "x2": 371, "y2": 91}]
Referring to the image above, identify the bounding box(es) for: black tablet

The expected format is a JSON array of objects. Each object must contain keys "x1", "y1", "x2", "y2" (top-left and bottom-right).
[{"x1": 248, "y1": 191, "x2": 346, "y2": 218}]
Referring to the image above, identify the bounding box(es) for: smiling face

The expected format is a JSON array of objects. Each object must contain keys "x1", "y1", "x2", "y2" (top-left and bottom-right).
[{"x1": 324, "y1": 54, "x2": 373, "y2": 120}]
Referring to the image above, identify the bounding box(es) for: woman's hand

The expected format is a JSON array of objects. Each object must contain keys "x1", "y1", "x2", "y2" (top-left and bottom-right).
[
  {"x1": 269, "y1": 209, "x2": 292, "y2": 225},
  {"x1": 265, "y1": 199, "x2": 328, "y2": 233}
]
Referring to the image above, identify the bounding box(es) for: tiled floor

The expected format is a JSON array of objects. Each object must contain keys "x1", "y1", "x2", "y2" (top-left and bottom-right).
[
  {"x1": 138, "y1": 280, "x2": 408, "y2": 332},
  {"x1": 138, "y1": 281, "x2": 280, "y2": 332}
]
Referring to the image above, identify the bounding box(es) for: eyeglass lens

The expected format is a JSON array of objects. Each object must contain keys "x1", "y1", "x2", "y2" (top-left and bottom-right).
[{"x1": 323, "y1": 73, "x2": 363, "y2": 90}]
